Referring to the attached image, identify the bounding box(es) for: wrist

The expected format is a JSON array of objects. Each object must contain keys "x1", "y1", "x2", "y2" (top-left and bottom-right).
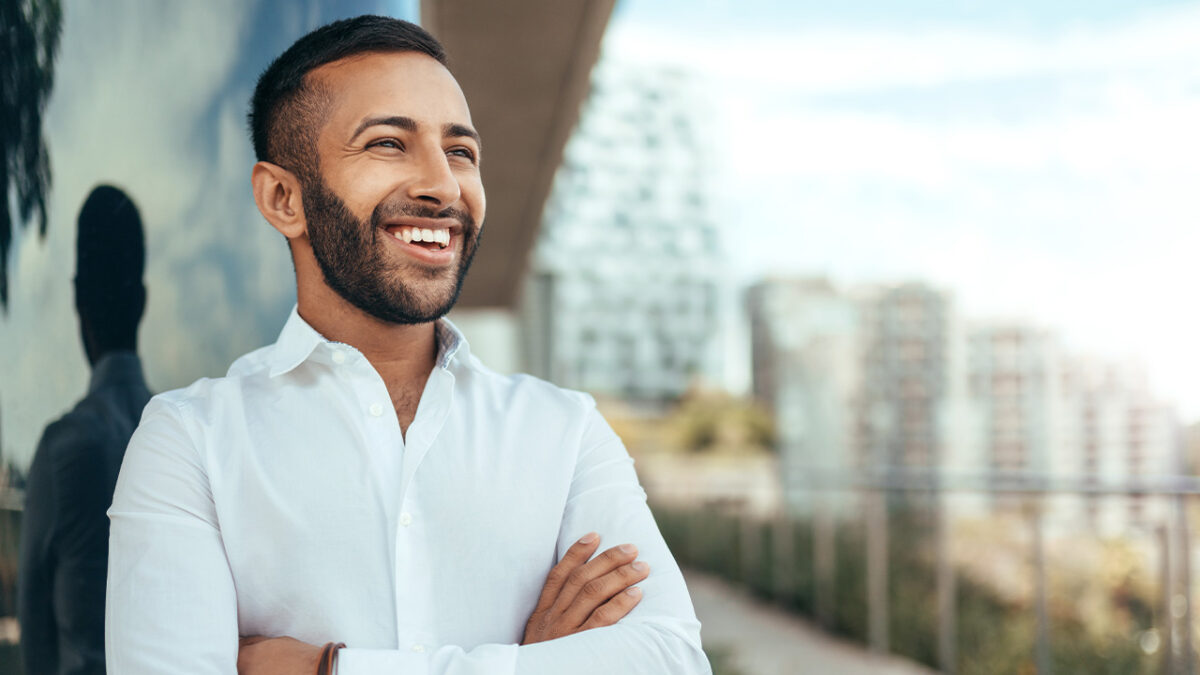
[{"x1": 316, "y1": 641, "x2": 346, "y2": 675}]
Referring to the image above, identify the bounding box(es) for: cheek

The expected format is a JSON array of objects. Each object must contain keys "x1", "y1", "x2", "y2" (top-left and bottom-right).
[
  {"x1": 465, "y1": 179, "x2": 485, "y2": 224},
  {"x1": 335, "y1": 169, "x2": 396, "y2": 218}
]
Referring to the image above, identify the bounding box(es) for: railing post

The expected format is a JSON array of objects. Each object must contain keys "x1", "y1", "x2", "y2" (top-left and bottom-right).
[
  {"x1": 1176, "y1": 494, "x2": 1193, "y2": 675},
  {"x1": 740, "y1": 508, "x2": 760, "y2": 587},
  {"x1": 937, "y1": 490, "x2": 957, "y2": 674},
  {"x1": 815, "y1": 497, "x2": 835, "y2": 629},
  {"x1": 1161, "y1": 523, "x2": 1176, "y2": 675},
  {"x1": 1031, "y1": 502, "x2": 1051, "y2": 674},
  {"x1": 773, "y1": 507, "x2": 794, "y2": 603},
  {"x1": 867, "y1": 488, "x2": 889, "y2": 654}
]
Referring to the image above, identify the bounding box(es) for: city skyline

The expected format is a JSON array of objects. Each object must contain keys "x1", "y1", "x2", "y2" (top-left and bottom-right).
[{"x1": 608, "y1": 0, "x2": 1200, "y2": 421}]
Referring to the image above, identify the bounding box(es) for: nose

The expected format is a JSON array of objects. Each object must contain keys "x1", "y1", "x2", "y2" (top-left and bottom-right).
[{"x1": 406, "y1": 147, "x2": 461, "y2": 207}]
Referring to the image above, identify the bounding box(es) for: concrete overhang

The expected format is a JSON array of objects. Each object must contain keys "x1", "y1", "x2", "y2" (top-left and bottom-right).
[{"x1": 422, "y1": 0, "x2": 616, "y2": 308}]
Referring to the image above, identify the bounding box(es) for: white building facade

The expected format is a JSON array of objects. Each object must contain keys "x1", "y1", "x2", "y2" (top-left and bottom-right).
[{"x1": 521, "y1": 60, "x2": 723, "y2": 405}]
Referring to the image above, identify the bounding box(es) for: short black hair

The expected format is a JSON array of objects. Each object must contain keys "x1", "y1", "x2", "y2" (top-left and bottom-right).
[
  {"x1": 75, "y1": 184, "x2": 145, "y2": 352},
  {"x1": 248, "y1": 15, "x2": 446, "y2": 178}
]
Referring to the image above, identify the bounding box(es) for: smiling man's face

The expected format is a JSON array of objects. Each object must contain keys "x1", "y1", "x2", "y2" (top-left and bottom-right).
[{"x1": 300, "y1": 50, "x2": 485, "y2": 324}]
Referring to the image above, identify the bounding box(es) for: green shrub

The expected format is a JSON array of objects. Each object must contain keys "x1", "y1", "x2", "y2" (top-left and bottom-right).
[{"x1": 653, "y1": 503, "x2": 1158, "y2": 673}]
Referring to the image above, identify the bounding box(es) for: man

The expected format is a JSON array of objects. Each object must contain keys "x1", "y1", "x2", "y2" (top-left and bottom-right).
[
  {"x1": 20, "y1": 185, "x2": 152, "y2": 674},
  {"x1": 105, "y1": 15, "x2": 709, "y2": 675}
]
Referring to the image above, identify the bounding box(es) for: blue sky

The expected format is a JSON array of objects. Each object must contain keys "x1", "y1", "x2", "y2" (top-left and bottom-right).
[
  {"x1": 605, "y1": 0, "x2": 1200, "y2": 419},
  {"x1": 614, "y1": 0, "x2": 1195, "y2": 32}
]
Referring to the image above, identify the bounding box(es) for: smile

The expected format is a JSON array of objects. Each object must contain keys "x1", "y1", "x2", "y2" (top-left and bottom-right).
[
  {"x1": 393, "y1": 226, "x2": 450, "y2": 248},
  {"x1": 381, "y1": 217, "x2": 462, "y2": 266}
]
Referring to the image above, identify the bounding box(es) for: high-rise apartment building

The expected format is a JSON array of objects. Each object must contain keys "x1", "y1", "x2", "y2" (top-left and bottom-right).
[
  {"x1": 749, "y1": 279, "x2": 974, "y2": 513},
  {"x1": 1060, "y1": 358, "x2": 1179, "y2": 533},
  {"x1": 521, "y1": 60, "x2": 722, "y2": 405},
  {"x1": 967, "y1": 324, "x2": 1065, "y2": 511},
  {"x1": 747, "y1": 278, "x2": 863, "y2": 513},
  {"x1": 749, "y1": 277, "x2": 1180, "y2": 531},
  {"x1": 856, "y1": 283, "x2": 968, "y2": 472}
]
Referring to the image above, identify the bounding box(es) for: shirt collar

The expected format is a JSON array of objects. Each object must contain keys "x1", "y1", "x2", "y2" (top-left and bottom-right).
[
  {"x1": 268, "y1": 306, "x2": 470, "y2": 378},
  {"x1": 88, "y1": 350, "x2": 145, "y2": 394},
  {"x1": 434, "y1": 317, "x2": 468, "y2": 369}
]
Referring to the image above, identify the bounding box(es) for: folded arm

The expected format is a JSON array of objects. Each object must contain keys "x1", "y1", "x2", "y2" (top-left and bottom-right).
[
  {"x1": 265, "y1": 403, "x2": 711, "y2": 675},
  {"x1": 108, "y1": 398, "x2": 710, "y2": 675}
]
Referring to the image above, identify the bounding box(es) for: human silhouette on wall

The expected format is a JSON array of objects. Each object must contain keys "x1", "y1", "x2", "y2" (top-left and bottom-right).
[{"x1": 17, "y1": 185, "x2": 151, "y2": 674}]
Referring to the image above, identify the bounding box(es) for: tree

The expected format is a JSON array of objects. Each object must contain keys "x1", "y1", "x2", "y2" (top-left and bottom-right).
[{"x1": 1, "y1": 0, "x2": 63, "y2": 308}]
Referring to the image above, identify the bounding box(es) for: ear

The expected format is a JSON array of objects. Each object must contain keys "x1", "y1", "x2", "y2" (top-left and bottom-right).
[{"x1": 251, "y1": 161, "x2": 307, "y2": 240}]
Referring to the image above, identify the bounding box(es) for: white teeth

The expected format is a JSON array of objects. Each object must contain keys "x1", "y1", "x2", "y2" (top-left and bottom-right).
[{"x1": 394, "y1": 226, "x2": 450, "y2": 248}]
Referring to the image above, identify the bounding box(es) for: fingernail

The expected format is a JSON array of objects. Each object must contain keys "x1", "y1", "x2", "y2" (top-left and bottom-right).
[
  {"x1": 626, "y1": 586, "x2": 642, "y2": 597},
  {"x1": 619, "y1": 544, "x2": 637, "y2": 554},
  {"x1": 632, "y1": 561, "x2": 649, "y2": 573},
  {"x1": 579, "y1": 532, "x2": 598, "y2": 544}
]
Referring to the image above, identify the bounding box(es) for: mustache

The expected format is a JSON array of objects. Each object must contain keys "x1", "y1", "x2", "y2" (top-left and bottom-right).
[{"x1": 370, "y1": 200, "x2": 476, "y2": 230}]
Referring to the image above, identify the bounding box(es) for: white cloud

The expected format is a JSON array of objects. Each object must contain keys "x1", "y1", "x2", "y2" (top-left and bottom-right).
[
  {"x1": 607, "y1": 3, "x2": 1200, "y2": 93},
  {"x1": 606, "y1": 3, "x2": 1200, "y2": 418}
]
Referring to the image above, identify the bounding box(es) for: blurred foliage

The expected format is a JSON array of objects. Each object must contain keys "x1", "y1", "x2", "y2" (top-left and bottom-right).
[
  {"x1": 598, "y1": 387, "x2": 777, "y2": 459},
  {"x1": 668, "y1": 387, "x2": 776, "y2": 455},
  {"x1": 0, "y1": 506, "x2": 18, "y2": 675},
  {"x1": 704, "y1": 644, "x2": 747, "y2": 675},
  {"x1": 654, "y1": 504, "x2": 1160, "y2": 674},
  {"x1": 1, "y1": 0, "x2": 64, "y2": 308},
  {"x1": 0, "y1": 507, "x2": 18, "y2": 617}
]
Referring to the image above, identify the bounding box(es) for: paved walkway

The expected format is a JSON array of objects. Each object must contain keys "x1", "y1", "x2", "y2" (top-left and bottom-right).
[{"x1": 686, "y1": 570, "x2": 937, "y2": 675}]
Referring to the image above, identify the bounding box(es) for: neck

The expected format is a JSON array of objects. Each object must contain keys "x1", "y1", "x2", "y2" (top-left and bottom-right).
[{"x1": 296, "y1": 272, "x2": 438, "y2": 391}]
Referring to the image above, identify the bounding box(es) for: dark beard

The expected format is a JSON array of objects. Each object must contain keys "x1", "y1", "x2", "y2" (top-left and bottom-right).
[{"x1": 300, "y1": 174, "x2": 481, "y2": 325}]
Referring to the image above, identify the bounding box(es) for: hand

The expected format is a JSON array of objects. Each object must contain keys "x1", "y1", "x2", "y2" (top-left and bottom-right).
[
  {"x1": 522, "y1": 533, "x2": 649, "y2": 645},
  {"x1": 237, "y1": 636, "x2": 322, "y2": 675}
]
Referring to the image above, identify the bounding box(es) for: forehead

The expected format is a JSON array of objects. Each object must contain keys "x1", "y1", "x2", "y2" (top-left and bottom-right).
[{"x1": 309, "y1": 51, "x2": 473, "y2": 138}]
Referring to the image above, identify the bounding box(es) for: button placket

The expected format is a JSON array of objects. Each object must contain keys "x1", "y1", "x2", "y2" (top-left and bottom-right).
[{"x1": 394, "y1": 482, "x2": 434, "y2": 649}]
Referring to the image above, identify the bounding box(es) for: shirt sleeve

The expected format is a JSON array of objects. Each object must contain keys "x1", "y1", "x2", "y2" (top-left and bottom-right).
[
  {"x1": 105, "y1": 398, "x2": 240, "y2": 674},
  {"x1": 336, "y1": 399, "x2": 712, "y2": 675}
]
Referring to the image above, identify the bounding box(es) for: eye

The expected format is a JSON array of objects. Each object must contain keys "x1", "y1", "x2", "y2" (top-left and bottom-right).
[
  {"x1": 367, "y1": 138, "x2": 404, "y2": 151},
  {"x1": 448, "y1": 147, "x2": 478, "y2": 164}
]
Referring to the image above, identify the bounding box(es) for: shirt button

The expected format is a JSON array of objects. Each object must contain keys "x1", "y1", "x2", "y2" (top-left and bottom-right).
[
  {"x1": 332, "y1": 351, "x2": 346, "y2": 364},
  {"x1": 411, "y1": 644, "x2": 425, "y2": 653},
  {"x1": 369, "y1": 403, "x2": 384, "y2": 417},
  {"x1": 400, "y1": 512, "x2": 413, "y2": 526}
]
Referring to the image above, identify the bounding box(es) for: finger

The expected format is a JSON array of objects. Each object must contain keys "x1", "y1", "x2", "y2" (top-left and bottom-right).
[
  {"x1": 532, "y1": 533, "x2": 601, "y2": 614},
  {"x1": 554, "y1": 543, "x2": 639, "y2": 612},
  {"x1": 561, "y1": 559, "x2": 650, "y2": 627},
  {"x1": 580, "y1": 585, "x2": 644, "y2": 631}
]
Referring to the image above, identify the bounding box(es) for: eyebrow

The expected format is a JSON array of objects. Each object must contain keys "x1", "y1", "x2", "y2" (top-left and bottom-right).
[
  {"x1": 444, "y1": 122, "x2": 482, "y2": 150},
  {"x1": 348, "y1": 115, "x2": 482, "y2": 150}
]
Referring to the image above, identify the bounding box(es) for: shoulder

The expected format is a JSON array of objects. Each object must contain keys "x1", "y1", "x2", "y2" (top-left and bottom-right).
[
  {"x1": 32, "y1": 407, "x2": 107, "y2": 473},
  {"x1": 452, "y1": 354, "x2": 619, "y2": 458},
  {"x1": 124, "y1": 336, "x2": 304, "y2": 470},
  {"x1": 146, "y1": 343, "x2": 279, "y2": 428},
  {"x1": 454, "y1": 352, "x2": 597, "y2": 417}
]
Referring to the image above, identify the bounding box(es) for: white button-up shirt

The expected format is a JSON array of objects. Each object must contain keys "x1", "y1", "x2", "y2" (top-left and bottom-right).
[{"x1": 106, "y1": 309, "x2": 709, "y2": 674}]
